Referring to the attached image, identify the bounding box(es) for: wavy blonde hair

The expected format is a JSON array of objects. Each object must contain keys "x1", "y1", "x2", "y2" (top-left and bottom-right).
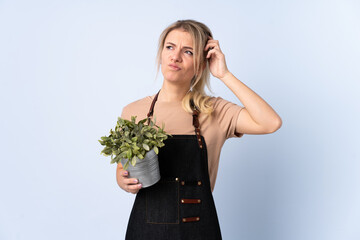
[{"x1": 156, "y1": 19, "x2": 215, "y2": 116}]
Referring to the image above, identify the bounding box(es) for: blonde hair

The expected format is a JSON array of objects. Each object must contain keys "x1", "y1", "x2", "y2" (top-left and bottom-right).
[{"x1": 156, "y1": 19, "x2": 215, "y2": 116}]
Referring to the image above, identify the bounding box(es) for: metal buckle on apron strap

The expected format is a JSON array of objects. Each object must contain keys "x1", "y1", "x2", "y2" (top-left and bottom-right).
[
  {"x1": 192, "y1": 113, "x2": 203, "y2": 149},
  {"x1": 181, "y1": 198, "x2": 201, "y2": 204},
  {"x1": 182, "y1": 217, "x2": 200, "y2": 223},
  {"x1": 180, "y1": 180, "x2": 202, "y2": 186}
]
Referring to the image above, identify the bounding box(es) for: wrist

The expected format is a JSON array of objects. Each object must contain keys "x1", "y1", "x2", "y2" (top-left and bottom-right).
[{"x1": 219, "y1": 71, "x2": 233, "y2": 82}]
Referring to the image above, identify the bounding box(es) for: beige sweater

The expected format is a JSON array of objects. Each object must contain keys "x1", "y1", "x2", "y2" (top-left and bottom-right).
[{"x1": 120, "y1": 93, "x2": 245, "y2": 192}]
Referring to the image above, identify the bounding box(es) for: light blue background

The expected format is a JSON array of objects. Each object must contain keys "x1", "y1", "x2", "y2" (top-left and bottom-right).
[{"x1": 1, "y1": 0, "x2": 359, "y2": 239}]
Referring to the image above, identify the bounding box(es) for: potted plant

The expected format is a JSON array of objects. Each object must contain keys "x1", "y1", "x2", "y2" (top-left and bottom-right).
[{"x1": 98, "y1": 116, "x2": 171, "y2": 188}]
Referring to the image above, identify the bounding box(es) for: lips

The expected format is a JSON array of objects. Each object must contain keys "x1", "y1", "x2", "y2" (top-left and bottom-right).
[{"x1": 169, "y1": 64, "x2": 181, "y2": 70}]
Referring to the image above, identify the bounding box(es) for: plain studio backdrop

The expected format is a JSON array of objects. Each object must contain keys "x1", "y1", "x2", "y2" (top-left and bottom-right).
[{"x1": 1, "y1": 0, "x2": 359, "y2": 239}]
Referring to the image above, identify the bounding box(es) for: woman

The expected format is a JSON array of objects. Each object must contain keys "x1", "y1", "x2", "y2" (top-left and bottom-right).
[{"x1": 116, "y1": 19, "x2": 282, "y2": 239}]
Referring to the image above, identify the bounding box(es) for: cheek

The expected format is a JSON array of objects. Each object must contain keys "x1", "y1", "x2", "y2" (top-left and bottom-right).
[
  {"x1": 187, "y1": 61, "x2": 195, "y2": 75},
  {"x1": 161, "y1": 49, "x2": 169, "y2": 60}
]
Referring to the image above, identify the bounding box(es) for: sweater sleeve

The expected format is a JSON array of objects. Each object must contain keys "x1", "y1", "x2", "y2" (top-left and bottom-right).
[{"x1": 212, "y1": 97, "x2": 245, "y2": 139}]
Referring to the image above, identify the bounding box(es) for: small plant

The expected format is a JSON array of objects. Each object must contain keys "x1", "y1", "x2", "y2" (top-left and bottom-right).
[{"x1": 98, "y1": 116, "x2": 171, "y2": 170}]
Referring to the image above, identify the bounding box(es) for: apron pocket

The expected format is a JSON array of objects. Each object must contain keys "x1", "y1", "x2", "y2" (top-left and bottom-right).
[{"x1": 146, "y1": 179, "x2": 179, "y2": 224}]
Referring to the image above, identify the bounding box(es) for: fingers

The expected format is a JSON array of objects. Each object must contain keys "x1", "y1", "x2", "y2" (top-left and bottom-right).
[
  {"x1": 124, "y1": 177, "x2": 140, "y2": 185},
  {"x1": 204, "y1": 38, "x2": 222, "y2": 60},
  {"x1": 122, "y1": 169, "x2": 128, "y2": 176},
  {"x1": 120, "y1": 170, "x2": 142, "y2": 194},
  {"x1": 204, "y1": 37, "x2": 220, "y2": 52},
  {"x1": 204, "y1": 43, "x2": 218, "y2": 52},
  {"x1": 127, "y1": 183, "x2": 142, "y2": 194},
  {"x1": 206, "y1": 48, "x2": 216, "y2": 59}
]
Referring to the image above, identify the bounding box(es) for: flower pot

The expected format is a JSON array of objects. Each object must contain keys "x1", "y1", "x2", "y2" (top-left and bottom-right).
[{"x1": 120, "y1": 148, "x2": 161, "y2": 188}]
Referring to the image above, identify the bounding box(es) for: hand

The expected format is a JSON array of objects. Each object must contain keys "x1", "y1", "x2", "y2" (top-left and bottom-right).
[
  {"x1": 116, "y1": 165, "x2": 142, "y2": 194},
  {"x1": 204, "y1": 36, "x2": 231, "y2": 80}
]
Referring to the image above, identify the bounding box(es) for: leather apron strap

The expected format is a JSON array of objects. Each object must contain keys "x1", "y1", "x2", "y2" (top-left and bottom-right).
[{"x1": 147, "y1": 89, "x2": 204, "y2": 149}]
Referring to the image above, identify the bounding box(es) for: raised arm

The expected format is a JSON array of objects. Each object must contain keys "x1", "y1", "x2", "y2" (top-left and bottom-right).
[{"x1": 205, "y1": 37, "x2": 282, "y2": 135}]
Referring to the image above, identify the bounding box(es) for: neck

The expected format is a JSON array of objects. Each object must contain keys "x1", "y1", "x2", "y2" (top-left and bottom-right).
[{"x1": 158, "y1": 81, "x2": 191, "y2": 102}]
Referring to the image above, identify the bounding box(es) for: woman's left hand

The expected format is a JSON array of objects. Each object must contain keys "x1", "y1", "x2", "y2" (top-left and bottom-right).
[{"x1": 204, "y1": 36, "x2": 230, "y2": 80}]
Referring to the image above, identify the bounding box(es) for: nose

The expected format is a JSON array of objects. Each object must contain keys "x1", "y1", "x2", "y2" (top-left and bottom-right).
[{"x1": 171, "y1": 49, "x2": 182, "y2": 62}]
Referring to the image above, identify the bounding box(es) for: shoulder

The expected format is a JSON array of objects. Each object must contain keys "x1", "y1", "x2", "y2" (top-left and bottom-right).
[
  {"x1": 121, "y1": 95, "x2": 154, "y2": 120},
  {"x1": 208, "y1": 96, "x2": 244, "y2": 138},
  {"x1": 123, "y1": 95, "x2": 152, "y2": 110},
  {"x1": 208, "y1": 95, "x2": 244, "y2": 123},
  {"x1": 210, "y1": 96, "x2": 241, "y2": 111}
]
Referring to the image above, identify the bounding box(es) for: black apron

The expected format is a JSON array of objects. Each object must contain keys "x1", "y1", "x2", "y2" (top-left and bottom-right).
[{"x1": 125, "y1": 90, "x2": 222, "y2": 240}]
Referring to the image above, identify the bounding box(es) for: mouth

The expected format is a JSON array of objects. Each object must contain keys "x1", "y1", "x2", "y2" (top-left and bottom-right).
[{"x1": 169, "y1": 64, "x2": 181, "y2": 70}]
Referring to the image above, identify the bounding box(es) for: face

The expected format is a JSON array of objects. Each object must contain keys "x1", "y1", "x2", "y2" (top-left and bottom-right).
[{"x1": 160, "y1": 29, "x2": 195, "y2": 87}]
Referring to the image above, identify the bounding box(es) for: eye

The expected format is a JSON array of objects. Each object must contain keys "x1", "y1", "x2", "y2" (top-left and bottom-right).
[
  {"x1": 185, "y1": 50, "x2": 193, "y2": 56},
  {"x1": 166, "y1": 45, "x2": 173, "y2": 50}
]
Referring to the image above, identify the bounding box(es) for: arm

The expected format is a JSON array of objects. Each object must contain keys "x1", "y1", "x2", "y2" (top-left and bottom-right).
[
  {"x1": 220, "y1": 72, "x2": 282, "y2": 134},
  {"x1": 205, "y1": 37, "x2": 282, "y2": 135}
]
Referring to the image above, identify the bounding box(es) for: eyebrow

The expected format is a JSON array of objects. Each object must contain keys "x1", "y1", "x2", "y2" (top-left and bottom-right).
[{"x1": 166, "y1": 42, "x2": 193, "y2": 50}]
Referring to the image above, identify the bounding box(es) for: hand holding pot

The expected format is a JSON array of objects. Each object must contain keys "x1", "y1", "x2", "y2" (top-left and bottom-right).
[{"x1": 116, "y1": 164, "x2": 142, "y2": 194}]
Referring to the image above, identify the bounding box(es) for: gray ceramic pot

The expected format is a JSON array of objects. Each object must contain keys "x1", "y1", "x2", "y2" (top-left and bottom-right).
[{"x1": 120, "y1": 148, "x2": 161, "y2": 188}]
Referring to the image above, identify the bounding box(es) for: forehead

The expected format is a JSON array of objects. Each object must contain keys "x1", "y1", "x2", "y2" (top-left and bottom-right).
[{"x1": 165, "y1": 29, "x2": 193, "y2": 46}]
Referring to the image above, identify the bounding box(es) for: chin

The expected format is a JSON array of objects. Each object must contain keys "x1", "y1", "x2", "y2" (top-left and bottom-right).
[
  {"x1": 163, "y1": 73, "x2": 180, "y2": 82},
  {"x1": 162, "y1": 72, "x2": 193, "y2": 85}
]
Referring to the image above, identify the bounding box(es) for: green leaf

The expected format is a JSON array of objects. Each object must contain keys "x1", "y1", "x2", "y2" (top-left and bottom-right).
[
  {"x1": 157, "y1": 133, "x2": 166, "y2": 138},
  {"x1": 131, "y1": 155, "x2": 137, "y2": 166},
  {"x1": 101, "y1": 147, "x2": 112, "y2": 155},
  {"x1": 142, "y1": 143, "x2": 150, "y2": 151},
  {"x1": 137, "y1": 153, "x2": 144, "y2": 159},
  {"x1": 115, "y1": 155, "x2": 122, "y2": 163},
  {"x1": 123, "y1": 160, "x2": 129, "y2": 170},
  {"x1": 120, "y1": 151, "x2": 127, "y2": 158},
  {"x1": 139, "y1": 118, "x2": 147, "y2": 124},
  {"x1": 111, "y1": 155, "x2": 120, "y2": 164},
  {"x1": 154, "y1": 146, "x2": 159, "y2": 154},
  {"x1": 127, "y1": 149, "x2": 132, "y2": 159},
  {"x1": 145, "y1": 132, "x2": 152, "y2": 138}
]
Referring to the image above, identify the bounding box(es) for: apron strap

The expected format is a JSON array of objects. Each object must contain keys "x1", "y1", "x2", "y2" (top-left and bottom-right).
[
  {"x1": 190, "y1": 99, "x2": 203, "y2": 149},
  {"x1": 147, "y1": 89, "x2": 160, "y2": 125},
  {"x1": 147, "y1": 89, "x2": 204, "y2": 149}
]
